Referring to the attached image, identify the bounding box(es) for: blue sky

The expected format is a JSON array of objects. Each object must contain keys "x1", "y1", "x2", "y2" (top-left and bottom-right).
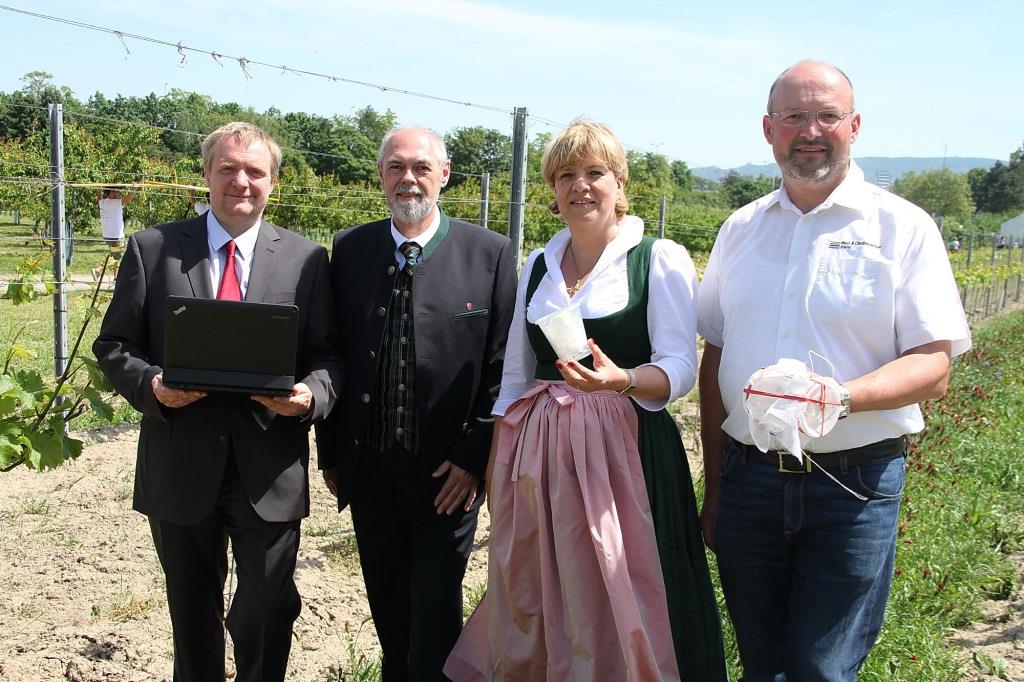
[{"x1": 1, "y1": 0, "x2": 1021, "y2": 169}]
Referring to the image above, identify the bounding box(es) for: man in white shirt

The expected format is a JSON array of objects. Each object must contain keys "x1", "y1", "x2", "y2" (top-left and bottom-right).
[
  {"x1": 96, "y1": 187, "x2": 133, "y2": 244},
  {"x1": 697, "y1": 60, "x2": 970, "y2": 680}
]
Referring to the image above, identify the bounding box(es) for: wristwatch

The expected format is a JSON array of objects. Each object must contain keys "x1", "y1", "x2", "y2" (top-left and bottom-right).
[
  {"x1": 837, "y1": 385, "x2": 852, "y2": 419},
  {"x1": 618, "y1": 368, "x2": 638, "y2": 395}
]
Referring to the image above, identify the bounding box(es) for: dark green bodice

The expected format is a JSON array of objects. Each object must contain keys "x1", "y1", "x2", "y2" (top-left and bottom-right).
[{"x1": 526, "y1": 236, "x2": 655, "y2": 380}]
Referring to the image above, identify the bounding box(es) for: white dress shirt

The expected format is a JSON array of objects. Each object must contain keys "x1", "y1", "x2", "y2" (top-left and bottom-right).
[
  {"x1": 390, "y1": 210, "x2": 441, "y2": 268},
  {"x1": 494, "y1": 215, "x2": 699, "y2": 415},
  {"x1": 206, "y1": 212, "x2": 260, "y2": 299},
  {"x1": 697, "y1": 161, "x2": 971, "y2": 451}
]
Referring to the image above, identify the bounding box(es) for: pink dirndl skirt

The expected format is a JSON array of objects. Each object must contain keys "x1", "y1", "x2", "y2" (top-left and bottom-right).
[{"x1": 444, "y1": 381, "x2": 680, "y2": 681}]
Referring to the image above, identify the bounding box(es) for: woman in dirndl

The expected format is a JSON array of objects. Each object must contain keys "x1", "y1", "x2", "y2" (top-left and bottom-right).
[{"x1": 444, "y1": 120, "x2": 727, "y2": 681}]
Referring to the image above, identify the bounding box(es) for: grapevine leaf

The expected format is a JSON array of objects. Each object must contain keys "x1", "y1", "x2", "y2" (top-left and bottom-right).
[
  {"x1": 7, "y1": 281, "x2": 37, "y2": 306},
  {"x1": 25, "y1": 420, "x2": 83, "y2": 471},
  {"x1": 0, "y1": 422, "x2": 28, "y2": 469},
  {"x1": 80, "y1": 357, "x2": 113, "y2": 392},
  {"x1": 8, "y1": 343, "x2": 36, "y2": 361},
  {"x1": 81, "y1": 386, "x2": 115, "y2": 421},
  {"x1": 13, "y1": 369, "x2": 46, "y2": 395}
]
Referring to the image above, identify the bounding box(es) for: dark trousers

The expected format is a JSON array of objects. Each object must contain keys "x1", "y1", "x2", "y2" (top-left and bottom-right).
[
  {"x1": 351, "y1": 443, "x2": 480, "y2": 682},
  {"x1": 149, "y1": 452, "x2": 302, "y2": 682}
]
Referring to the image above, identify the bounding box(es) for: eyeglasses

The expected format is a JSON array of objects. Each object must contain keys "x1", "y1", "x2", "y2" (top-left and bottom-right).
[{"x1": 769, "y1": 109, "x2": 854, "y2": 128}]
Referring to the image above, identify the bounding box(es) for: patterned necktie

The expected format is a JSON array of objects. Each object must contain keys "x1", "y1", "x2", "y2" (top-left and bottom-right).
[
  {"x1": 217, "y1": 240, "x2": 242, "y2": 301},
  {"x1": 399, "y1": 241, "x2": 422, "y2": 277}
]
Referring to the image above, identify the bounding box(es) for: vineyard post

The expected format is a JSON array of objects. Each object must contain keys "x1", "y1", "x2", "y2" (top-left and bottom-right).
[
  {"x1": 658, "y1": 196, "x2": 667, "y2": 239},
  {"x1": 48, "y1": 102, "x2": 69, "y2": 433},
  {"x1": 508, "y1": 107, "x2": 527, "y2": 265},
  {"x1": 479, "y1": 172, "x2": 490, "y2": 230},
  {"x1": 967, "y1": 228, "x2": 975, "y2": 267}
]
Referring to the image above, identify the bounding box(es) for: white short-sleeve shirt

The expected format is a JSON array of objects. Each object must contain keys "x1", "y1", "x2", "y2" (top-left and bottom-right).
[
  {"x1": 494, "y1": 215, "x2": 699, "y2": 415},
  {"x1": 98, "y1": 198, "x2": 125, "y2": 239},
  {"x1": 697, "y1": 161, "x2": 971, "y2": 451}
]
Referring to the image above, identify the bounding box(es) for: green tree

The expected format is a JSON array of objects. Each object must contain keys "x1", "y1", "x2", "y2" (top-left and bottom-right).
[
  {"x1": 444, "y1": 126, "x2": 512, "y2": 188},
  {"x1": 968, "y1": 146, "x2": 1024, "y2": 214},
  {"x1": 0, "y1": 71, "x2": 80, "y2": 142},
  {"x1": 626, "y1": 151, "x2": 672, "y2": 196},
  {"x1": 670, "y1": 160, "x2": 694, "y2": 194},
  {"x1": 350, "y1": 106, "x2": 398, "y2": 147},
  {"x1": 892, "y1": 168, "x2": 975, "y2": 218},
  {"x1": 719, "y1": 171, "x2": 776, "y2": 209}
]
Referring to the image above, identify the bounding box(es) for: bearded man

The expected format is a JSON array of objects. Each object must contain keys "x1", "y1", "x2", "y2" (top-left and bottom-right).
[
  {"x1": 696, "y1": 61, "x2": 970, "y2": 680},
  {"x1": 314, "y1": 126, "x2": 516, "y2": 681}
]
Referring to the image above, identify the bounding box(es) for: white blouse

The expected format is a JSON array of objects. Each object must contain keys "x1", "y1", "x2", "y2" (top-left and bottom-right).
[{"x1": 493, "y1": 215, "x2": 699, "y2": 416}]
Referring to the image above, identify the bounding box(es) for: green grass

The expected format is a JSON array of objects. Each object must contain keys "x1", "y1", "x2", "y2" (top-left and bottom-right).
[
  {"x1": 0, "y1": 211, "x2": 142, "y2": 276},
  {"x1": 856, "y1": 310, "x2": 1024, "y2": 680},
  {"x1": 0, "y1": 288, "x2": 139, "y2": 430}
]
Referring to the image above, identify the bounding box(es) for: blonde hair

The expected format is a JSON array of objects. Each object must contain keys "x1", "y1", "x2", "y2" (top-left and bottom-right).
[
  {"x1": 201, "y1": 121, "x2": 283, "y2": 179},
  {"x1": 541, "y1": 120, "x2": 629, "y2": 218}
]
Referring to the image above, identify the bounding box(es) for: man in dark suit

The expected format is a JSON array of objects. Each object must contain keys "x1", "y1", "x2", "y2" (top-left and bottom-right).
[
  {"x1": 94, "y1": 122, "x2": 340, "y2": 682},
  {"x1": 315, "y1": 126, "x2": 517, "y2": 680}
]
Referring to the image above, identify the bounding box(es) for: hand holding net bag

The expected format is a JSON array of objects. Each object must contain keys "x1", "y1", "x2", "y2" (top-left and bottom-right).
[{"x1": 742, "y1": 354, "x2": 866, "y2": 500}]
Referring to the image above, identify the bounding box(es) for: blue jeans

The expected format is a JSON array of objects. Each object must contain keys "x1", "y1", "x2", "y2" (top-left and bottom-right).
[{"x1": 714, "y1": 440, "x2": 906, "y2": 681}]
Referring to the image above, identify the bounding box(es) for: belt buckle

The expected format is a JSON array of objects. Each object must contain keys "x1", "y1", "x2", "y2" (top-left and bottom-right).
[{"x1": 777, "y1": 452, "x2": 812, "y2": 474}]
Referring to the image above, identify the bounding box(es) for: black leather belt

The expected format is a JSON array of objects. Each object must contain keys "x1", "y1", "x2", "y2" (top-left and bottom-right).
[{"x1": 731, "y1": 436, "x2": 907, "y2": 474}]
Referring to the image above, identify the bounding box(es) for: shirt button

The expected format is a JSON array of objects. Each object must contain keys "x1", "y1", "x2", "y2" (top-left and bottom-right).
[
  {"x1": 399, "y1": 360, "x2": 406, "y2": 367},
  {"x1": 401, "y1": 313, "x2": 409, "y2": 320},
  {"x1": 393, "y1": 289, "x2": 399, "y2": 296},
  {"x1": 397, "y1": 406, "x2": 404, "y2": 414},
  {"x1": 369, "y1": 350, "x2": 376, "y2": 359},
  {"x1": 398, "y1": 383, "x2": 405, "y2": 392},
  {"x1": 395, "y1": 427, "x2": 404, "y2": 436},
  {"x1": 361, "y1": 393, "x2": 370, "y2": 403},
  {"x1": 387, "y1": 265, "x2": 396, "y2": 275},
  {"x1": 399, "y1": 336, "x2": 407, "y2": 344},
  {"x1": 377, "y1": 307, "x2": 386, "y2": 317},
  {"x1": 218, "y1": 435, "x2": 228, "y2": 443},
  {"x1": 403, "y1": 291, "x2": 410, "y2": 299}
]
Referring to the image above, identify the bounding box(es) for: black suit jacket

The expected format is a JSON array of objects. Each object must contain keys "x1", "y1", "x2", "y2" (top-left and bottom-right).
[
  {"x1": 315, "y1": 215, "x2": 517, "y2": 510},
  {"x1": 93, "y1": 215, "x2": 341, "y2": 525}
]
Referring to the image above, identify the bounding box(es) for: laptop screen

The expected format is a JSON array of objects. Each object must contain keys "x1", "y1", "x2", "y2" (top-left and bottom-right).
[{"x1": 162, "y1": 296, "x2": 299, "y2": 393}]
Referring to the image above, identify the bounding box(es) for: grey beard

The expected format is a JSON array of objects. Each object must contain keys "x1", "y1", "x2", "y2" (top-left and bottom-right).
[
  {"x1": 782, "y1": 153, "x2": 850, "y2": 184},
  {"x1": 388, "y1": 188, "x2": 437, "y2": 224}
]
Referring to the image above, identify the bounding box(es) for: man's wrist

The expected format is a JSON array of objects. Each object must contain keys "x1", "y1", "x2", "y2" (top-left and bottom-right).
[{"x1": 837, "y1": 384, "x2": 852, "y2": 419}]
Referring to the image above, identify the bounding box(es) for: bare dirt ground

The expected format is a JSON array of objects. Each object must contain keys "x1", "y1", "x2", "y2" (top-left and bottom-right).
[
  {"x1": 0, "y1": 426, "x2": 452, "y2": 682},
  {"x1": 950, "y1": 554, "x2": 1024, "y2": 681}
]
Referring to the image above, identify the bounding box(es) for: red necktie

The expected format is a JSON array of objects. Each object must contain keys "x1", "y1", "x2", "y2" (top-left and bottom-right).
[{"x1": 217, "y1": 240, "x2": 242, "y2": 301}]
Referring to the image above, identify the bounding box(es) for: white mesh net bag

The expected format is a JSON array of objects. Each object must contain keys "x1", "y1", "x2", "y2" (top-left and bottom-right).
[{"x1": 742, "y1": 357, "x2": 844, "y2": 462}]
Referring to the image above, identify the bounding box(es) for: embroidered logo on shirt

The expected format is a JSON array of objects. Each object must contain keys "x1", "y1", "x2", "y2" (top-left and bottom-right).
[{"x1": 828, "y1": 240, "x2": 881, "y2": 250}]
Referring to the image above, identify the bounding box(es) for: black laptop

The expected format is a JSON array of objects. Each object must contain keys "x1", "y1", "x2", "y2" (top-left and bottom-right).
[{"x1": 162, "y1": 296, "x2": 299, "y2": 396}]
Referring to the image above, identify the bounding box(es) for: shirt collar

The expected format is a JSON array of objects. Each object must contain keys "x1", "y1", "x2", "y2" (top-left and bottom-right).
[
  {"x1": 772, "y1": 160, "x2": 872, "y2": 218},
  {"x1": 207, "y1": 211, "x2": 261, "y2": 261},
  {"x1": 391, "y1": 207, "x2": 441, "y2": 251}
]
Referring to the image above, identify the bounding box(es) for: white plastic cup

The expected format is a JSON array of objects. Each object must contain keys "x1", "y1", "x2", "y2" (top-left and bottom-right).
[{"x1": 536, "y1": 305, "x2": 591, "y2": 361}]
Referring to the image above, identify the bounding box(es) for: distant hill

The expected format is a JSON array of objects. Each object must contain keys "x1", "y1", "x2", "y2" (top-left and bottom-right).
[{"x1": 693, "y1": 157, "x2": 1000, "y2": 184}]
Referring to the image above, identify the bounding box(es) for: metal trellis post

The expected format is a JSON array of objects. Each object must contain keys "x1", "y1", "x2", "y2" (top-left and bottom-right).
[
  {"x1": 508, "y1": 107, "x2": 528, "y2": 264},
  {"x1": 658, "y1": 196, "x2": 667, "y2": 239},
  {"x1": 48, "y1": 103, "x2": 68, "y2": 428},
  {"x1": 479, "y1": 172, "x2": 490, "y2": 230}
]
